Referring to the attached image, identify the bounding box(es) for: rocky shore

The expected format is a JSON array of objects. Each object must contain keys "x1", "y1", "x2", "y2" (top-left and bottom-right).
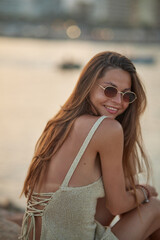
[{"x1": 0, "y1": 200, "x2": 24, "y2": 240}]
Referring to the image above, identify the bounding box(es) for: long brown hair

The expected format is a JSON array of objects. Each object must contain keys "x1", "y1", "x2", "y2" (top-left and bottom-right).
[{"x1": 21, "y1": 51, "x2": 150, "y2": 197}]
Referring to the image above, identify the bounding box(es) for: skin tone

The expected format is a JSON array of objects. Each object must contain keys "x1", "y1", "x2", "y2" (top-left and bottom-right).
[{"x1": 89, "y1": 68, "x2": 160, "y2": 240}]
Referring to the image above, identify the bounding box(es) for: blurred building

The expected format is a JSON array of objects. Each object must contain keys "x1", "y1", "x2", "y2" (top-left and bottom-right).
[
  {"x1": 0, "y1": 0, "x2": 62, "y2": 21},
  {"x1": 92, "y1": 0, "x2": 136, "y2": 26},
  {"x1": 61, "y1": 0, "x2": 94, "y2": 22},
  {"x1": 0, "y1": 0, "x2": 159, "y2": 41},
  {"x1": 0, "y1": 0, "x2": 159, "y2": 27},
  {"x1": 63, "y1": 0, "x2": 160, "y2": 28},
  {"x1": 137, "y1": 0, "x2": 160, "y2": 27}
]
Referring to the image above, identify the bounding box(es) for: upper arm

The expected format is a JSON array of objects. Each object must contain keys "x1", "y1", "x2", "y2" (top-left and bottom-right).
[{"x1": 95, "y1": 119, "x2": 127, "y2": 215}]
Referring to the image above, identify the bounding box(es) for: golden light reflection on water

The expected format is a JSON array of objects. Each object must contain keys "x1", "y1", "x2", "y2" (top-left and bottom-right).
[{"x1": 0, "y1": 37, "x2": 160, "y2": 207}]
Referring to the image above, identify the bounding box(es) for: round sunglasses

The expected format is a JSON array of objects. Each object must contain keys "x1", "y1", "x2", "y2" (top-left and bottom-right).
[{"x1": 98, "y1": 84, "x2": 137, "y2": 103}]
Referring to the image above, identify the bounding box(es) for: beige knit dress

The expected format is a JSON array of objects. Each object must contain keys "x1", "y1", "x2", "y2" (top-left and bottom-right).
[{"x1": 19, "y1": 116, "x2": 118, "y2": 240}]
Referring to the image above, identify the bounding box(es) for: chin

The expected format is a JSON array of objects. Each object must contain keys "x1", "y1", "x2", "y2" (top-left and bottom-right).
[
  {"x1": 99, "y1": 112, "x2": 116, "y2": 119},
  {"x1": 108, "y1": 115, "x2": 116, "y2": 119}
]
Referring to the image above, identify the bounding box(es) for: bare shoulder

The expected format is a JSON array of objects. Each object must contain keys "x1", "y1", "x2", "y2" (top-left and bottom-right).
[
  {"x1": 74, "y1": 115, "x2": 123, "y2": 144},
  {"x1": 97, "y1": 117, "x2": 123, "y2": 136},
  {"x1": 94, "y1": 117, "x2": 124, "y2": 149},
  {"x1": 73, "y1": 115, "x2": 101, "y2": 135}
]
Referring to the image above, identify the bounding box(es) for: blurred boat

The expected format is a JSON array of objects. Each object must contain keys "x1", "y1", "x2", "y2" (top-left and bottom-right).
[
  {"x1": 58, "y1": 61, "x2": 81, "y2": 70},
  {"x1": 130, "y1": 56, "x2": 156, "y2": 65}
]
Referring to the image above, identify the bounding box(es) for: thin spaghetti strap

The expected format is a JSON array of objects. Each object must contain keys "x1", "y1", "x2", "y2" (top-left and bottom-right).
[{"x1": 61, "y1": 116, "x2": 107, "y2": 187}]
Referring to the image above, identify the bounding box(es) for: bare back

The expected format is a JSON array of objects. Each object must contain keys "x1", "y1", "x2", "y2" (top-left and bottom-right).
[{"x1": 39, "y1": 115, "x2": 102, "y2": 193}]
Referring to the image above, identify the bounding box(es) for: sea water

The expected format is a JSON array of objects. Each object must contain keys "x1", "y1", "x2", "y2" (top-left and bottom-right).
[{"x1": 0, "y1": 37, "x2": 160, "y2": 208}]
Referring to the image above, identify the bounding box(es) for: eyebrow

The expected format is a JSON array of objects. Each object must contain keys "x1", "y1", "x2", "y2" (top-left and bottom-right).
[{"x1": 105, "y1": 81, "x2": 131, "y2": 91}]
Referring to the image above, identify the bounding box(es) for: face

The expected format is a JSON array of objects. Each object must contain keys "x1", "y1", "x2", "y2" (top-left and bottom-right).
[{"x1": 89, "y1": 68, "x2": 131, "y2": 119}]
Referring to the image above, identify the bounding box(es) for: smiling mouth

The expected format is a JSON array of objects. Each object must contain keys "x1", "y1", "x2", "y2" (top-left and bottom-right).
[{"x1": 105, "y1": 106, "x2": 119, "y2": 114}]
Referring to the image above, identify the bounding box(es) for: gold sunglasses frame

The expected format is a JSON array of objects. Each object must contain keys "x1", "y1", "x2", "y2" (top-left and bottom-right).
[{"x1": 97, "y1": 84, "x2": 137, "y2": 104}]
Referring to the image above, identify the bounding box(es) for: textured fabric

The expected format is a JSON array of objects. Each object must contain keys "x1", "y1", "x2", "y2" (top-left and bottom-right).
[{"x1": 19, "y1": 116, "x2": 118, "y2": 240}]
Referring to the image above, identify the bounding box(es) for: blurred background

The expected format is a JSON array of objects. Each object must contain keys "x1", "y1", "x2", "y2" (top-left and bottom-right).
[{"x1": 0, "y1": 0, "x2": 160, "y2": 209}]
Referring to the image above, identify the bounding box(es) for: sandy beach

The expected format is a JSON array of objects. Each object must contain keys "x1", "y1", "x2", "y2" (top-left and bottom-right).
[{"x1": 0, "y1": 37, "x2": 160, "y2": 208}]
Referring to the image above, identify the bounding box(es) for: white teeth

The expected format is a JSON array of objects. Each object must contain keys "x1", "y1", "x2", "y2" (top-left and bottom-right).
[{"x1": 107, "y1": 107, "x2": 117, "y2": 111}]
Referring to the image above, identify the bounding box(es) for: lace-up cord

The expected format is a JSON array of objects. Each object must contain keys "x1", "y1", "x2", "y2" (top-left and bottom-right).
[{"x1": 19, "y1": 193, "x2": 53, "y2": 240}]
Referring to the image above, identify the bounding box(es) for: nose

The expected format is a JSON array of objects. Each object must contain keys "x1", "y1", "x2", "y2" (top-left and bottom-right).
[{"x1": 112, "y1": 92, "x2": 123, "y2": 104}]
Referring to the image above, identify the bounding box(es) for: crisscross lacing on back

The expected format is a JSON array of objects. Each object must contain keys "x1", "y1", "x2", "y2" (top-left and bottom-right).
[{"x1": 19, "y1": 193, "x2": 53, "y2": 240}]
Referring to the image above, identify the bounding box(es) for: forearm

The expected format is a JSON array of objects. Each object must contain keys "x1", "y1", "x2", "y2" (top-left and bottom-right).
[
  {"x1": 124, "y1": 188, "x2": 147, "y2": 212},
  {"x1": 107, "y1": 187, "x2": 148, "y2": 216},
  {"x1": 123, "y1": 183, "x2": 159, "y2": 215},
  {"x1": 125, "y1": 175, "x2": 139, "y2": 191}
]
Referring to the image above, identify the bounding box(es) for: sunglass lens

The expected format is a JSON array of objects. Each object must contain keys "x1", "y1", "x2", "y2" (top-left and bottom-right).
[
  {"x1": 104, "y1": 87, "x2": 117, "y2": 97},
  {"x1": 123, "y1": 92, "x2": 136, "y2": 103}
]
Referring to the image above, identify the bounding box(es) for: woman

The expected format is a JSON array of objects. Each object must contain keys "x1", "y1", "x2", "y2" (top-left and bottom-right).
[{"x1": 20, "y1": 51, "x2": 160, "y2": 240}]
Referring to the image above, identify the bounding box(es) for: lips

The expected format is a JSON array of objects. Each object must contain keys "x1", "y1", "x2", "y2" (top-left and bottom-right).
[{"x1": 105, "y1": 106, "x2": 119, "y2": 114}]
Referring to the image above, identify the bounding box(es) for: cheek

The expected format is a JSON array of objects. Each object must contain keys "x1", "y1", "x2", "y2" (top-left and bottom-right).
[
  {"x1": 121, "y1": 102, "x2": 130, "y2": 113},
  {"x1": 90, "y1": 89, "x2": 102, "y2": 104},
  {"x1": 124, "y1": 103, "x2": 129, "y2": 109},
  {"x1": 124, "y1": 103, "x2": 129, "y2": 111}
]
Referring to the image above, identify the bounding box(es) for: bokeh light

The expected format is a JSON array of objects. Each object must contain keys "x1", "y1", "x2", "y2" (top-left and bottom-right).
[{"x1": 66, "y1": 25, "x2": 81, "y2": 39}]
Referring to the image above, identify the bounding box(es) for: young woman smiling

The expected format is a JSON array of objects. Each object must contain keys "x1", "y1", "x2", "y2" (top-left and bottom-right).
[{"x1": 20, "y1": 51, "x2": 160, "y2": 240}]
